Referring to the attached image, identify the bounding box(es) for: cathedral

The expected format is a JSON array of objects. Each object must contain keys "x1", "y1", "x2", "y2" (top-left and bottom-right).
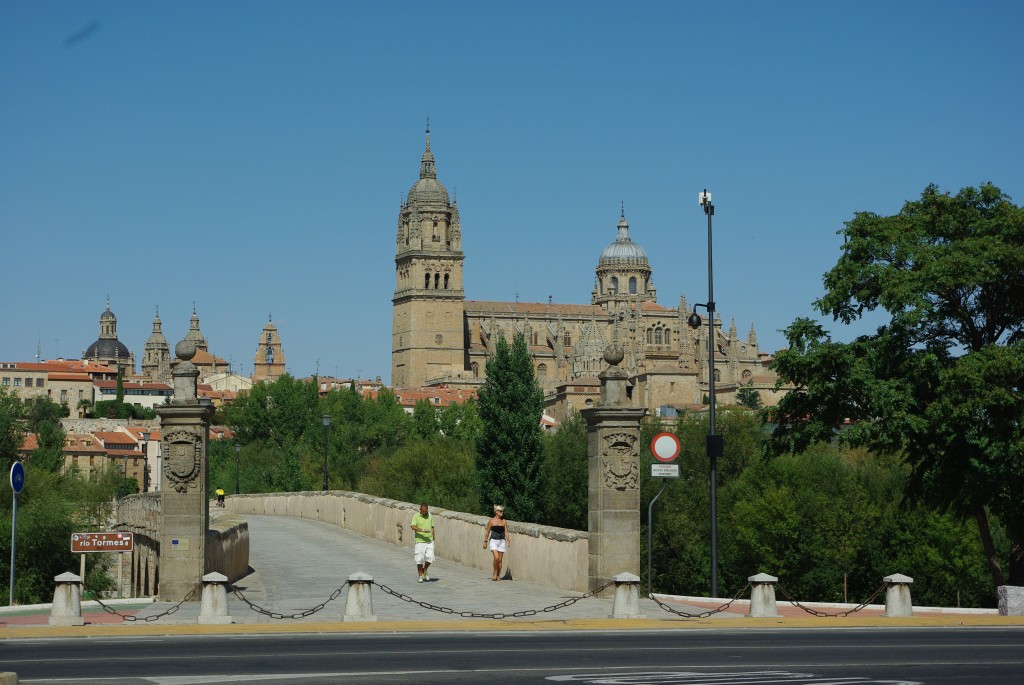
[{"x1": 392, "y1": 130, "x2": 787, "y2": 420}]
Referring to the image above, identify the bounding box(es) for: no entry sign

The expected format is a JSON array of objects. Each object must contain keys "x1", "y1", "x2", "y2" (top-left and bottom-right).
[{"x1": 650, "y1": 432, "x2": 681, "y2": 463}]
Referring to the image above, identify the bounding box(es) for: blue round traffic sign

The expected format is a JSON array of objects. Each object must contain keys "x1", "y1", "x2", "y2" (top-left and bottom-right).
[{"x1": 10, "y1": 461, "x2": 25, "y2": 494}]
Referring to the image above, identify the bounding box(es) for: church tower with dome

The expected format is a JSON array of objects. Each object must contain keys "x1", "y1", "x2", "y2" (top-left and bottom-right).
[
  {"x1": 391, "y1": 125, "x2": 466, "y2": 389},
  {"x1": 83, "y1": 298, "x2": 136, "y2": 375},
  {"x1": 391, "y1": 131, "x2": 788, "y2": 417}
]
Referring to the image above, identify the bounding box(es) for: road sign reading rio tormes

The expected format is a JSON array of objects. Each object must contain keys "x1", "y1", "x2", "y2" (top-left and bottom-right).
[{"x1": 71, "y1": 532, "x2": 134, "y2": 553}]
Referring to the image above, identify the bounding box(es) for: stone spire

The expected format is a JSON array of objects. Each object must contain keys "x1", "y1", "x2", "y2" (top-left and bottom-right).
[
  {"x1": 185, "y1": 304, "x2": 208, "y2": 352},
  {"x1": 748, "y1": 322, "x2": 758, "y2": 346},
  {"x1": 142, "y1": 305, "x2": 171, "y2": 382}
]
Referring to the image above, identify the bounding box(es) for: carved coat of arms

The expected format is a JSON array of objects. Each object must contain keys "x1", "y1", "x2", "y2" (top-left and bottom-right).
[
  {"x1": 163, "y1": 429, "x2": 202, "y2": 494},
  {"x1": 602, "y1": 432, "x2": 639, "y2": 491}
]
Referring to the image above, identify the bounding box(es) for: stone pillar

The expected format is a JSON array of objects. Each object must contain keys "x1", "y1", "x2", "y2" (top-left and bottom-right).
[
  {"x1": 997, "y1": 585, "x2": 1024, "y2": 616},
  {"x1": 198, "y1": 572, "x2": 233, "y2": 624},
  {"x1": 344, "y1": 572, "x2": 377, "y2": 622},
  {"x1": 155, "y1": 339, "x2": 215, "y2": 601},
  {"x1": 611, "y1": 572, "x2": 644, "y2": 618},
  {"x1": 581, "y1": 344, "x2": 646, "y2": 595},
  {"x1": 49, "y1": 572, "x2": 85, "y2": 626},
  {"x1": 747, "y1": 572, "x2": 781, "y2": 617},
  {"x1": 883, "y1": 573, "x2": 914, "y2": 617}
]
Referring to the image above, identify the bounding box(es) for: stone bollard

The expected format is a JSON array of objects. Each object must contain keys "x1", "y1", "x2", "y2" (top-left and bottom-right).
[
  {"x1": 747, "y1": 573, "x2": 781, "y2": 618},
  {"x1": 997, "y1": 586, "x2": 1024, "y2": 616},
  {"x1": 49, "y1": 572, "x2": 85, "y2": 627},
  {"x1": 883, "y1": 573, "x2": 914, "y2": 617},
  {"x1": 197, "y1": 572, "x2": 233, "y2": 625},
  {"x1": 611, "y1": 572, "x2": 645, "y2": 619},
  {"x1": 344, "y1": 572, "x2": 377, "y2": 622}
]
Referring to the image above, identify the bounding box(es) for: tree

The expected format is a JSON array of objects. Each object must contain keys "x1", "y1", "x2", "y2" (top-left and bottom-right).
[
  {"x1": 0, "y1": 387, "x2": 24, "y2": 470},
  {"x1": 538, "y1": 410, "x2": 588, "y2": 529},
  {"x1": 767, "y1": 182, "x2": 1024, "y2": 586},
  {"x1": 735, "y1": 383, "x2": 762, "y2": 410},
  {"x1": 359, "y1": 436, "x2": 480, "y2": 513},
  {"x1": 475, "y1": 333, "x2": 545, "y2": 521}
]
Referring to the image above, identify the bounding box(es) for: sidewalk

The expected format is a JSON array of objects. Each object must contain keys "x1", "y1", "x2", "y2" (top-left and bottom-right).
[{"x1": 2, "y1": 513, "x2": 1018, "y2": 637}]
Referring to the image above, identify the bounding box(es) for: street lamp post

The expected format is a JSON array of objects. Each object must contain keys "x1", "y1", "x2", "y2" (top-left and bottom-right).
[
  {"x1": 687, "y1": 189, "x2": 723, "y2": 598},
  {"x1": 234, "y1": 443, "x2": 240, "y2": 495},
  {"x1": 321, "y1": 414, "x2": 331, "y2": 492},
  {"x1": 122, "y1": 454, "x2": 129, "y2": 499},
  {"x1": 140, "y1": 431, "x2": 150, "y2": 493}
]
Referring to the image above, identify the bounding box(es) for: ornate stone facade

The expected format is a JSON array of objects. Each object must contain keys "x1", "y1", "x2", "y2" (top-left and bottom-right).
[
  {"x1": 392, "y1": 131, "x2": 788, "y2": 416},
  {"x1": 83, "y1": 298, "x2": 135, "y2": 375}
]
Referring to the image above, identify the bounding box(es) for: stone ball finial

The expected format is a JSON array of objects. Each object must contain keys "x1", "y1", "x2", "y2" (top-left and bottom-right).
[
  {"x1": 603, "y1": 343, "x2": 625, "y2": 366},
  {"x1": 174, "y1": 338, "x2": 197, "y2": 361}
]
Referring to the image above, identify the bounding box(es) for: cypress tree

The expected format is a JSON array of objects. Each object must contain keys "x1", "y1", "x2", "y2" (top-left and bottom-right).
[{"x1": 475, "y1": 332, "x2": 545, "y2": 522}]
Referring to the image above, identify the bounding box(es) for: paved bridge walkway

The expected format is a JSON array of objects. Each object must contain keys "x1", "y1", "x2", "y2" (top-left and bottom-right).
[{"x1": 131, "y1": 513, "x2": 705, "y2": 624}]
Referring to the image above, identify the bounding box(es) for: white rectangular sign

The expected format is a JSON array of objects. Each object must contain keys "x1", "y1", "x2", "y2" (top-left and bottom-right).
[{"x1": 651, "y1": 463, "x2": 679, "y2": 478}]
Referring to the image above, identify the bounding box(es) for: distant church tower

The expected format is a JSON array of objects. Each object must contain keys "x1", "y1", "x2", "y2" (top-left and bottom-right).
[
  {"x1": 252, "y1": 317, "x2": 286, "y2": 383},
  {"x1": 141, "y1": 306, "x2": 171, "y2": 382},
  {"x1": 391, "y1": 125, "x2": 466, "y2": 388}
]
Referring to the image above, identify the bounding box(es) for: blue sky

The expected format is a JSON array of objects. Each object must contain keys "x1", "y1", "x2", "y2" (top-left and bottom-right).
[{"x1": 2, "y1": 1, "x2": 1022, "y2": 382}]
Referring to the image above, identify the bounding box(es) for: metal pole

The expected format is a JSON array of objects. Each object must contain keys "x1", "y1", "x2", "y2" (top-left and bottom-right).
[
  {"x1": 704, "y1": 190, "x2": 719, "y2": 599},
  {"x1": 9, "y1": 491, "x2": 17, "y2": 605},
  {"x1": 322, "y1": 421, "x2": 329, "y2": 492},
  {"x1": 235, "y1": 444, "x2": 240, "y2": 495},
  {"x1": 647, "y1": 478, "x2": 668, "y2": 598}
]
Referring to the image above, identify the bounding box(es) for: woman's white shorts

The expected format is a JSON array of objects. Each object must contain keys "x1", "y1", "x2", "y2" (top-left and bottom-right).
[
  {"x1": 488, "y1": 539, "x2": 507, "y2": 553},
  {"x1": 414, "y1": 541, "x2": 435, "y2": 565}
]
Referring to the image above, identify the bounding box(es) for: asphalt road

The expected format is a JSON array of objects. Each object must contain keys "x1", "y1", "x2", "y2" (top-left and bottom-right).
[{"x1": 4, "y1": 626, "x2": 1022, "y2": 684}]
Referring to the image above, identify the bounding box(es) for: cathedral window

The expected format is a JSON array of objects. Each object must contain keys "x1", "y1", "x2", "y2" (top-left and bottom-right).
[
  {"x1": 424, "y1": 273, "x2": 431, "y2": 289},
  {"x1": 742, "y1": 369, "x2": 752, "y2": 380},
  {"x1": 444, "y1": 273, "x2": 450, "y2": 289},
  {"x1": 471, "y1": 362, "x2": 479, "y2": 378},
  {"x1": 532, "y1": 332, "x2": 538, "y2": 345},
  {"x1": 646, "y1": 329, "x2": 653, "y2": 345},
  {"x1": 610, "y1": 276, "x2": 618, "y2": 293},
  {"x1": 537, "y1": 363, "x2": 547, "y2": 381},
  {"x1": 434, "y1": 273, "x2": 440, "y2": 289},
  {"x1": 655, "y1": 329, "x2": 663, "y2": 345},
  {"x1": 629, "y1": 277, "x2": 637, "y2": 294},
  {"x1": 664, "y1": 330, "x2": 671, "y2": 345},
  {"x1": 714, "y1": 369, "x2": 721, "y2": 382},
  {"x1": 563, "y1": 332, "x2": 571, "y2": 346}
]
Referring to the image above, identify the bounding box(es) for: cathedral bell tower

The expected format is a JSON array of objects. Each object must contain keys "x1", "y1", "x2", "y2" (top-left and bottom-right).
[{"x1": 391, "y1": 126, "x2": 466, "y2": 388}]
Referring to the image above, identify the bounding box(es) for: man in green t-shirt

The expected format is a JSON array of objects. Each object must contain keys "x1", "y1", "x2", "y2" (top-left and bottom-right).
[{"x1": 410, "y1": 502, "x2": 435, "y2": 582}]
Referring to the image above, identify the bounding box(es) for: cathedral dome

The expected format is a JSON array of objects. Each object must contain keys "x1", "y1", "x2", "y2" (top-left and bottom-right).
[
  {"x1": 85, "y1": 338, "x2": 132, "y2": 360},
  {"x1": 407, "y1": 176, "x2": 450, "y2": 207},
  {"x1": 598, "y1": 212, "x2": 649, "y2": 267}
]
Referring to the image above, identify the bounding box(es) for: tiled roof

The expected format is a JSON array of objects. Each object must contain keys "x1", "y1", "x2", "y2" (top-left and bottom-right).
[{"x1": 94, "y1": 431, "x2": 137, "y2": 446}]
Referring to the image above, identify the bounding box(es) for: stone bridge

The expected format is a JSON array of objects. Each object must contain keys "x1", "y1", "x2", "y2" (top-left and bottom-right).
[{"x1": 114, "y1": 490, "x2": 588, "y2": 599}]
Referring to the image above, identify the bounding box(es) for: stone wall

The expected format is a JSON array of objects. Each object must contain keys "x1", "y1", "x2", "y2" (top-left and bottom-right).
[{"x1": 225, "y1": 491, "x2": 589, "y2": 592}]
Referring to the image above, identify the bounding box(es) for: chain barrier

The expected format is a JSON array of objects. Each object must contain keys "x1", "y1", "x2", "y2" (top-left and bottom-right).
[
  {"x1": 648, "y1": 583, "x2": 751, "y2": 619},
  {"x1": 372, "y1": 579, "x2": 616, "y2": 619},
  {"x1": 777, "y1": 582, "x2": 887, "y2": 617},
  {"x1": 83, "y1": 585, "x2": 187, "y2": 623},
  {"x1": 230, "y1": 582, "x2": 349, "y2": 620}
]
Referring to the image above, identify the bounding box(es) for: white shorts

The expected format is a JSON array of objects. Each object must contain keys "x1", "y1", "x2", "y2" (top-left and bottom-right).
[
  {"x1": 414, "y1": 541, "x2": 435, "y2": 565},
  {"x1": 488, "y1": 539, "x2": 507, "y2": 553}
]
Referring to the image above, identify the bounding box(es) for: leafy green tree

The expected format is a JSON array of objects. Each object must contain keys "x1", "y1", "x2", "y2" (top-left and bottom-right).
[
  {"x1": 412, "y1": 398, "x2": 439, "y2": 439},
  {"x1": 225, "y1": 374, "x2": 321, "y2": 447},
  {"x1": 359, "y1": 436, "x2": 479, "y2": 513},
  {"x1": 735, "y1": 383, "x2": 762, "y2": 410},
  {"x1": 538, "y1": 410, "x2": 588, "y2": 529},
  {"x1": 767, "y1": 182, "x2": 1024, "y2": 587},
  {"x1": 438, "y1": 398, "x2": 484, "y2": 442},
  {"x1": 0, "y1": 387, "x2": 25, "y2": 469},
  {"x1": 475, "y1": 333, "x2": 545, "y2": 521},
  {"x1": 23, "y1": 396, "x2": 68, "y2": 473}
]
